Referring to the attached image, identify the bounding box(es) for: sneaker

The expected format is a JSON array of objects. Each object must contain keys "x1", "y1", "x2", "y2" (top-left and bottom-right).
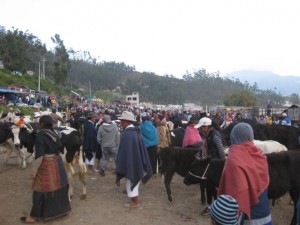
[
  {"x1": 200, "y1": 206, "x2": 211, "y2": 216},
  {"x1": 99, "y1": 169, "x2": 106, "y2": 176}
]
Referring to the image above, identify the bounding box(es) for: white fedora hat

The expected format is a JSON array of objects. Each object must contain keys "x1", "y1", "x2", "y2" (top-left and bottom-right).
[{"x1": 118, "y1": 111, "x2": 136, "y2": 122}]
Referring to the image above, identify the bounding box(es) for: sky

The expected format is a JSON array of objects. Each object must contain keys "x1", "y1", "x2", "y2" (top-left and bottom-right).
[{"x1": 1, "y1": 0, "x2": 300, "y2": 78}]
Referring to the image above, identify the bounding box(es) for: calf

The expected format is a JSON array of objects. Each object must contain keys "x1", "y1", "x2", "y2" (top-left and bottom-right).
[
  {"x1": 184, "y1": 150, "x2": 300, "y2": 225},
  {"x1": 55, "y1": 126, "x2": 87, "y2": 200},
  {"x1": 159, "y1": 147, "x2": 199, "y2": 203}
]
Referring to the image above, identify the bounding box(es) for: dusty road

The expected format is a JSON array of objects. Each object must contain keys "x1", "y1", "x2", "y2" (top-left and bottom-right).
[{"x1": 0, "y1": 153, "x2": 294, "y2": 225}]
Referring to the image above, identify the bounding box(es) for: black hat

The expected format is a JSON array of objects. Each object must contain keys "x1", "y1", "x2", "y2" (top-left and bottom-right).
[
  {"x1": 188, "y1": 117, "x2": 199, "y2": 124},
  {"x1": 87, "y1": 112, "x2": 96, "y2": 118}
]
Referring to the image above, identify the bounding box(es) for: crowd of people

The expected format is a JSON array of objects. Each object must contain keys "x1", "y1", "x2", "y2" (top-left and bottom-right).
[{"x1": 15, "y1": 100, "x2": 300, "y2": 224}]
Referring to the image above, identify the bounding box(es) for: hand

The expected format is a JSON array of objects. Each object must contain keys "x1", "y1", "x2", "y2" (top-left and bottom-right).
[{"x1": 31, "y1": 172, "x2": 36, "y2": 179}]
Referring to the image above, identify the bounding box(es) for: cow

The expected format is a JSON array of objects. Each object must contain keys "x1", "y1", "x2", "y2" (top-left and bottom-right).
[
  {"x1": 160, "y1": 139, "x2": 286, "y2": 204},
  {"x1": 19, "y1": 124, "x2": 87, "y2": 200},
  {"x1": 0, "y1": 122, "x2": 29, "y2": 168},
  {"x1": 184, "y1": 150, "x2": 300, "y2": 225},
  {"x1": 223, "y1": 123, "x2": 300, "y2": 149},
  {"x1": 169, "y1": 127, "x2": 185, "y2": 147},
  {"x1": 224, "y1": 140, "x2": 287, "y2": 155},
  {"x1": 159, "y1": 147, "x2": 199, "y2": 203}
]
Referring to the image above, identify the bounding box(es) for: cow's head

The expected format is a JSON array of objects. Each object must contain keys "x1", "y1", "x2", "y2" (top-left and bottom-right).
[
  {"x1": 183, "y1": 156, "x2": 211, "y2": 185},
  {"x1": 19, "y1": 124, "x2": 37, "y2": 153},
  {"x1": 10, "y1": 125, "x2": 21, "y2": 148}
]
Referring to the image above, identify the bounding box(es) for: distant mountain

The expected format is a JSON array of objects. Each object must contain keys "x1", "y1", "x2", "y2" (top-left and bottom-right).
[{"x1": 228, "y1": 70, "x2": 300, "y2": 96}]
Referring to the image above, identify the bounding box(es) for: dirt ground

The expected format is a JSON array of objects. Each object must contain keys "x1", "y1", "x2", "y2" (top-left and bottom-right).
[{"x1": 0, "y1": 152, "x2": 294, "y2": 225}]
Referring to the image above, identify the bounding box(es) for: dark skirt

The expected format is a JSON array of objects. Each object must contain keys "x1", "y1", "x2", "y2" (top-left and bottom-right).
[{"x1": 30, "y1": 184, "x2": 71, "y2": 219}]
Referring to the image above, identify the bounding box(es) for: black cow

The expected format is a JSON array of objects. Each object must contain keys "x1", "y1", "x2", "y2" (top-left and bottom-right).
[
  {"x1": 223, "y1": 123, "x2": 300, "y2": 149},
  {"x1": 169, "y1": 127, "x2": 185, "y2": 147},
  {"x1": 0, "y1": 122, "x2": 14, "y2": 144},
  {"x1": 159, "y1": 147, "x2": 200, "y2": 203},
  {"x1": 184, "y1": 150, "x2": 300, "y2": 225}
]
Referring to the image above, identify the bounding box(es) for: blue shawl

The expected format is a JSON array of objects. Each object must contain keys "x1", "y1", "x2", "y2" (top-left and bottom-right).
[{"x1": 116, "y1": 127, "x2": 153, "y2": 190}]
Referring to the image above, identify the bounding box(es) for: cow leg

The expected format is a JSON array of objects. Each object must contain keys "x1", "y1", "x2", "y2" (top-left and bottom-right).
[
  {"x1": 79, "y1": 150, "x2": 87, "y2": 200},
  {"x1": 79, "y1": 170, "x2": 87, "y2": 200},
  {"x1": 18, "y1": 147, "x2": 27, "y2": 169},
  {"x1": 164, "y1": 170, "x2": 175, "y2": 203},
  {"x1": 2, "y1": 141, "x2": 14, "y2": 165},
  {"x1": 289, "y1": 190, "x2": 298, "y2": 225},
  {"x1": 68, "y1": 174, "x2": 75, "y2": 201}
]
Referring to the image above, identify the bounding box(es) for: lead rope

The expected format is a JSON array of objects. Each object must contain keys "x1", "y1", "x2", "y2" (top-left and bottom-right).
[{"x1": 188, "y1": 163, "x2": 210, "y2": 180}]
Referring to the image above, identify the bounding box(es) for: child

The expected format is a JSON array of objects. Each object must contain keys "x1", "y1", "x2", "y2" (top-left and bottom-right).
[{"x1": 210, "y1": 195, "x2": 239, "y2": 225}]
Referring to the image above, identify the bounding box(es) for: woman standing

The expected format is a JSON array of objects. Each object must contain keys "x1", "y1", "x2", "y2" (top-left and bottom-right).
[
  {"x1": 21, "y1": 115, "x2": 71, "y2": 223},
  {"x1": 218, "y1": 122, "x2": 272, "y2": 224}
]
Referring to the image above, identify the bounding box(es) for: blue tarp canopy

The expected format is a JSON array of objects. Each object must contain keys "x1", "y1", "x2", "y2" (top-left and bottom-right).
[{"x1": 0, "y1": 89, "x2": 21, "y2": 94}]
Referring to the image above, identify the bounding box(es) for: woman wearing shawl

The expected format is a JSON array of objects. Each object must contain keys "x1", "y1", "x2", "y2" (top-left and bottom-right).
[
  {"x1": 182, "y1": 117, "x2": 203, "y2": 148},
  {"x1": 21, "y1": 115, "x2": 71, "y2": 223},
  {"x1": 139, "y1": 113, "x2": 159, "y2": 174},
  {"x1": 218, "y1": 122, "x2": 272, "y2": 225}
]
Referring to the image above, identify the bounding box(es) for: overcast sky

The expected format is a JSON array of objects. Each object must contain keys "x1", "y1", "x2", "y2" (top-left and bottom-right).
[{"x1": 1, "y1": 0, "x2": 300, "y2": 78}]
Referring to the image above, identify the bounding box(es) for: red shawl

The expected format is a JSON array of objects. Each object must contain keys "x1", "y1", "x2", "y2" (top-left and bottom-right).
[{"x1": 218, "y1": 142, "x2": 269, "y2": 219}]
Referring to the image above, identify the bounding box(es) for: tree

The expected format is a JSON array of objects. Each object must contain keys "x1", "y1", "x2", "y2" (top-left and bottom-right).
[
  {"x1": 224, "y1": 90, "x2": 256, "y2": 107},
  {"x1": 51, "y1": 34, "x2": 70, "y2": 85},
  {"x1": 290, "y1": 93, "x2": 300, "y2": 105}
]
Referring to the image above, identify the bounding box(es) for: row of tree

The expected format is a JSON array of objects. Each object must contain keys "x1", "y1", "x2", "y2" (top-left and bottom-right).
[{"x1": 0, "y1": 25, "x2": 296, "y2": 107}]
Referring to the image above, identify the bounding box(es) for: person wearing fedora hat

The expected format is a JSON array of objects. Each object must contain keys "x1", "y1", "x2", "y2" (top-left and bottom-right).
[
  {"x1": 116, "y1": 111, "x2": 153, "y2": 208},
  {"x1": 82, "y1": 111, "x2": 101, "y2": 174},
  {"x1": 182, "y1": 116, "x2": 203, "y2": 148}
]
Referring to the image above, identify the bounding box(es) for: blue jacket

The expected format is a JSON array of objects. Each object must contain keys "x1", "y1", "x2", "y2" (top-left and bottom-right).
[{"x1": 139, "y1": 120, "x2": 159, "y2": 147}]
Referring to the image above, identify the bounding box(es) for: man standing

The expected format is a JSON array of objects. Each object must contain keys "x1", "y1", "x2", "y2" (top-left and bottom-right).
[
  {"x1": 97, "y1": 115, "x2": 120, "y2": 176},
  {"x1": 50, "y1": 108, "x2": 65, "y2": 128},
  {"x1": 115, "y1": 111, "x2": 152, "y2": 208},
  {"x1": 83, "y1": 112, "x2": 101, "y2": 173}
]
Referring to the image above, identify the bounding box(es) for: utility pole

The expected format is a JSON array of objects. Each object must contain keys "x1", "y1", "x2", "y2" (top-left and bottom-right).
[
  {"x1": 38, "y1": 61, "x2": 41, "y2": 91},
  {"x1": 89, "y1": 81, "x2": 91, "y2": 98},
  {"x1": 41, "y1": 58, "x2": 46, "y2": 79}
]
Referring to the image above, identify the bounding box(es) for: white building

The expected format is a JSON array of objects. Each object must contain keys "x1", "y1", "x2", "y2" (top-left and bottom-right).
[{"x1": 126, "y1": 92, "x2": 139, "y2": 105}]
